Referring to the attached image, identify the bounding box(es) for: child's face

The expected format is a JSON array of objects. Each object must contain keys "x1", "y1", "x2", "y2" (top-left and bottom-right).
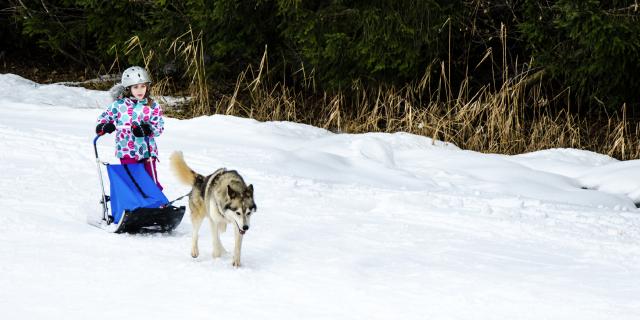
[{"x1": 131, "y1": 83, "x2": 148, "y2": 100}]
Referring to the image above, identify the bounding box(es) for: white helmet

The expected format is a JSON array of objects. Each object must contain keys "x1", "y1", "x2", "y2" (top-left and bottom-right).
[{"x1": 121, "y1": 66, "x2": 152, "y2": 87}]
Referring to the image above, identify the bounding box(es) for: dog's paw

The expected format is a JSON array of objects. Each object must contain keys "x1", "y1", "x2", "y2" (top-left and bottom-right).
[
  {"x1": 212, "y1": 245, "x2": 227, "y2": 258},
  {"x1": 191, "y1": 247, "x2": 199, "y2": 258},
  {"x1": 232, "y1": 259, "x2": 241, "y2": 268}
]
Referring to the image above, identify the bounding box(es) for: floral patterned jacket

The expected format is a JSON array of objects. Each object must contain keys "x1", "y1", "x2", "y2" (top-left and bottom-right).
[{"x1": 96, "y1": 97, "x2": 164, "y2": 160}]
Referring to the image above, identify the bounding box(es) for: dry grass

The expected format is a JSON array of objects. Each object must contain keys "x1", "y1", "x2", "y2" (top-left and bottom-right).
[
  {"x1": 121, "y1": 34, "x2": 639, "y2": 161},
  {"x1": 167, "y1": 27, "x2": 209, "y2": 116},
  {"x1": 202, "y1": 52, "x2": 639, "y2": 160}
]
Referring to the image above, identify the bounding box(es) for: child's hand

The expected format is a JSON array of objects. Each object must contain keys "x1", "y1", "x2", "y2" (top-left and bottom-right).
[
  {"x1": 132, "y1": 125, "x2": 145, "y2": 137},
  {"x1": 141, "y1": 123, "x2": 153, "y2": 136},
  {"x1": 96, "y1": 123, "x2": 116, "y2": 135},
  {"x1": 132, "y1": 123, "x2": 153, "y2": 137}
]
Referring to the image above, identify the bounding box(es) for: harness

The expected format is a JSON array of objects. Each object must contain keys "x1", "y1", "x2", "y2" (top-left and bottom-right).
[
  {"x1": 203, "y1": 168, "x2": 229, "y2": 219},
  {"x1": 167, "y1": 191, "x2": 191, "y2": 206},
  {"x1": 201, "y1": 168, "x2": 227, "y2": 198}
]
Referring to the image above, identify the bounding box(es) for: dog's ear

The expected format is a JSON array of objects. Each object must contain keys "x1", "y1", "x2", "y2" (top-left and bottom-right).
[
  {"x1": 246, "y1": 184, "x2": 254, "y2": 196},
  {"x1": 227, "y1": 185, "x2": 238, "y2": 199}
]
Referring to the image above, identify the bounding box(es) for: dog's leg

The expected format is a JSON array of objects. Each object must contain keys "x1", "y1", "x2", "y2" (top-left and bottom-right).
[
  {"x1": 232, "y1": 228, "x2": 243, "y2": 267},
  {"x1": 210, "y1": 219, "x2": 226, "y2": 258},
  {"x1": 190, "y1": 213, "x2": 204, "y2": 258}
]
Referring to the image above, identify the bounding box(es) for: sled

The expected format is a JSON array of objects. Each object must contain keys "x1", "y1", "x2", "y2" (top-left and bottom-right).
[{"x1": 88, "y1": 134, "x2": 185, "y2": 233}]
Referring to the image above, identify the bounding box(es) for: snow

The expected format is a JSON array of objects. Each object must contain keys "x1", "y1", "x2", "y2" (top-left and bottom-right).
[{"x1": 0, "y1": 73, "x2": 639, "y2": 319}]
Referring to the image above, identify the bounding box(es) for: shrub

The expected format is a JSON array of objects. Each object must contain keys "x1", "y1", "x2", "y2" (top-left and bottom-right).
[{"x1": 520, "y1": 0, "x2": 640, "y2": 109}]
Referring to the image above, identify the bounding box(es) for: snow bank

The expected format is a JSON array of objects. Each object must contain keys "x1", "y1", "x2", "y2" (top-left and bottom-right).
[{"x1": 1, "y1": 73, "x2": 639, "y2": 320}]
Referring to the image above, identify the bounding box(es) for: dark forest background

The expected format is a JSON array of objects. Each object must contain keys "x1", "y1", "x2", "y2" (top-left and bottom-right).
[{"x1": 2, "y1": 1, "x2": 640, "y2": 158}]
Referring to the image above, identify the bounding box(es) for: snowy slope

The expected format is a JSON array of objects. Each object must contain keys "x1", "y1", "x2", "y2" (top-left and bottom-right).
[{"x1": 0, "y1": 74, "x2": 639, "y2": 320}]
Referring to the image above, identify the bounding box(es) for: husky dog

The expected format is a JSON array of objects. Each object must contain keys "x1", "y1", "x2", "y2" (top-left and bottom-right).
[{"x1": 169, "y1": 151, "x2": 256, "y2": 267}]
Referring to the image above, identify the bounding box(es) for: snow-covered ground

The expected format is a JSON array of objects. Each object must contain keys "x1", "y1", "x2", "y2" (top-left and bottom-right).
[{"x1": 0, "y1": 73, "x2": 639, "y2": 319}]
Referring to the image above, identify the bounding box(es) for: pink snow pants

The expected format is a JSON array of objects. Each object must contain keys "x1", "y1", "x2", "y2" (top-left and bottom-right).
[{"x1": 119, "y1": 157, "x2": 163, "y2": 191}]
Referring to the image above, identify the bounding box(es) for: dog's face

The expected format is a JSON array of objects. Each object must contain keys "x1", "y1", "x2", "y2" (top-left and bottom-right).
[{"x1": 224, "y1": 184, "x2": 256, "y2": 235}]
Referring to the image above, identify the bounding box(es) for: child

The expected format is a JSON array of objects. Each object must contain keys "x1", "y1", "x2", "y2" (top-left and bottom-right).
[{"x1": 95, "y1": 66, "x2": 165, "y2": 190}]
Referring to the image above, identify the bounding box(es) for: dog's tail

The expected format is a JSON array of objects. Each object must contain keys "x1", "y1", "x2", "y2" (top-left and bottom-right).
[{"x1": 169, "y1": 151, "x2": 201, "y2": 186}]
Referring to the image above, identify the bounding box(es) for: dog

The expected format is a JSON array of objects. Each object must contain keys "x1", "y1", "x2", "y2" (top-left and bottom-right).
[{"x1": 169, "y1": 151, "x2": 256, "y2": 267}]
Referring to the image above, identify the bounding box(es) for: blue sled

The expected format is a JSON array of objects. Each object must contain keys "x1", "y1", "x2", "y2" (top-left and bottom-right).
[{"x1": 91, "y1": 135, "x2": 185, "y2": 233}]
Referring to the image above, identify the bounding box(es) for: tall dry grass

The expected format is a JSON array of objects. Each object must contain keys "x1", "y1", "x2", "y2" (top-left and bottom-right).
[
  {"x1": 121, "y1": 32, "x2": 639, "y2": 161},
  {"x1": 167, "y1": 27, "x2": 209, "y2": 116},
  {"x1": 204, "y1": 50, "x2": 639, "y2": 160}
]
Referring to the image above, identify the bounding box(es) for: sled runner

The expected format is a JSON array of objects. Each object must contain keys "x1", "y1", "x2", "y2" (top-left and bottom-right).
[{"x1": 88, "y1": 135, "x2": 185, "y2": 233}]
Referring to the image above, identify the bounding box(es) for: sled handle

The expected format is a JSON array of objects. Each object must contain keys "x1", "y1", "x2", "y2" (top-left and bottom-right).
[
  {"x1": 93, "y1": 134, "x2": 101, "y2": 159},
  {"x1": 93, "y1": 135, "x2": 111, "y2": 224}
]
